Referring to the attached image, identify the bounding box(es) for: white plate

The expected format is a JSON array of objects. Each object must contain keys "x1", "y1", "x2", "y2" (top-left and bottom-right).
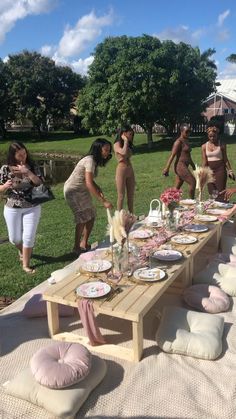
[
  {"x1": 171, "y1": 235, "x2": 197, "y2": 244},
  {"x1": 213, "y1": 202, "x2": 233, "y2": 209},
  {"x1": 206, "y1": 209, "x2": 226, "y2": 215},
  {"x1": 153, "y1": 249, "x2": 183, "y2": 261},
  {"x1": 133, "y1": 267, "x2": 166, "y2": 282},
  {"x1": 76, "y1": 281, "x2": 111, "y2": 298},
  {"x1": 179, "y1": 199, "x2": 196, "y2": 205},
  {"x1": 183, "y1": 224, "x2": 209, "y2": 233},
  {"x1": 81, "y1": 259, "x2": 112, "y2": 273},
  {"x1": 195, "y1": 214, "x2": 218, "y2": 222},
  {"x1": 129, "y1": 229, "x2": 153, "y2": 239}
]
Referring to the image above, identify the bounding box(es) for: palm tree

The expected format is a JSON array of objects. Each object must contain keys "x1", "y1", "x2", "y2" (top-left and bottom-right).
[{"x1": 226, "y1": 54, "x2": 236, "y2": 63}]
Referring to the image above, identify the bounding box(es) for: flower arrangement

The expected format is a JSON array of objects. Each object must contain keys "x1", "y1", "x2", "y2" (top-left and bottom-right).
[
  {"x1": 193, "y1": 165, "x2": 215, "y2": 201},
  {"x1": 107, "y1": 209, "x2": 137, "y2": 245},
  {"x1": 160, "y1": 187, "x2": 182, "y2": 212}
]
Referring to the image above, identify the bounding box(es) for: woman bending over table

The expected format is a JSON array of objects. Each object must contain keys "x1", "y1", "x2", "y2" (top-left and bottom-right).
[
  {"x1": 64, "y1": 138, "x2": 113, "y2": 255},
  {"x1": 114, "y1": 125, "x2": 135, "y2": 213},
  {"x1": 202, "y1": 125, "x2": 235, "y2": 200},
  {"x1": 162, "y1": 123, "x2": 196, "y2": 199},
  {"x1": 0, "y1": 142, "x2": 43, "y2": 273}
]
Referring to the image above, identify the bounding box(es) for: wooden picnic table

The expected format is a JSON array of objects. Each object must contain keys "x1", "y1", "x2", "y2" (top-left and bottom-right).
[{"x1": 43, "y1": 216, "x2": 226, "y2": 362}]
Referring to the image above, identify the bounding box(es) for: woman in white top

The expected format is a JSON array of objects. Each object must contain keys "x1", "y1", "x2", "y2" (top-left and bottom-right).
[
  {"x1": 202, "y1": 125, "x2": 235, "y2": 199},
  {"x1": 64, "y1": 138, "x2": 113, "y2": 254}
]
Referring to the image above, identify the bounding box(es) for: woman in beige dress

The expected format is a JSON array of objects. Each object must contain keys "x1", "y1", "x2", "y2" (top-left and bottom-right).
[
  {"x1": 114, "y1": 126, "x2": 135, "y2": 213},
  {"x1": 64, "y1": 138, "x2": 113, "y2": 254}
]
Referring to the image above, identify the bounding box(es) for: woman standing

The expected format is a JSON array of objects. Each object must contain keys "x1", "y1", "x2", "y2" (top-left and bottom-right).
[
  {"x1": 201, "y1": 125, "x2": 235, "y2": 198},
  {"x1": 64, "y1": 138, "x2": 113, "y2": 255},
  {"x1": 162, "y1": 123, "x2": 196, "y2": 199},
  {"x1": 0, "y1": 142, "x2": 43, "y2": 273},
  {"x1": 114, "y1": 125, "x2": 135, "y2": 213}
]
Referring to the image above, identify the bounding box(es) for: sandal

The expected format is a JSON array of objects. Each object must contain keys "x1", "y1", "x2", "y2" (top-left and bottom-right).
[
  {"x1": 79, "y1": 244, "x2": 91, "y2": 253},
  {"x1": 23, "y1": 266, "x2": 35, "y2": 274}
]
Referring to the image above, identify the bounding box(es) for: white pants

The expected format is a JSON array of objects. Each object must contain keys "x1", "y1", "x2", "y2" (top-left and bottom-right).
[{"x1": 4, "y1": 205, "x2": 41, "y2": 248}]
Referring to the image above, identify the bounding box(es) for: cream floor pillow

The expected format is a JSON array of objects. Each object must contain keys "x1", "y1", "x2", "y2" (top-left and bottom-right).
[
  {"x1": 156, "y1": 306, "x2": 224, "y2": 360},
  {"x1": 214, "y1": 263, "x2": 236, "y2": 296},
  {"x1": 3, "y1": 356, "x2": 106, "y2": 419}
]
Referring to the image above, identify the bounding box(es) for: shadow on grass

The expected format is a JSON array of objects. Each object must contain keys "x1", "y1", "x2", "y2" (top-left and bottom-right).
[{"x1": 32, "y1": 252, "x2": 76, "y2": 267}]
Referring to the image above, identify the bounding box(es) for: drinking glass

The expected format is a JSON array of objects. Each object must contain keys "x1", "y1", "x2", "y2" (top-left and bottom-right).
[{"x1": 212, "y1": 189, "x2": 218, "y2": 200}]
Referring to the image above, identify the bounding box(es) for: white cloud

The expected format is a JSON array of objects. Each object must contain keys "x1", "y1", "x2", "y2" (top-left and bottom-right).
[
  {"x1": 0, "y1": 0, "x2": 56, "y2": 43},
  {"x1": 219, "y1": 62, "x2": 236, "y2": 79},
  {"x1": 40, "y1": 9, "x2": 114, "y2": 75},
  {"x1": 71, "y1": 56, "x2": 94, "y2": 76},
  {"x1": 217, "y1": 9, "x2": 230, "y2": 27},
  {"x1": 154, "y1": 25, "x2": 205, "y2": 45},
  {"x1": 58, "y1": 9, "x2": 114, "y2": 58},
  {"x1": 217, "y1": 29, "x2": 230, "y2": 42}
]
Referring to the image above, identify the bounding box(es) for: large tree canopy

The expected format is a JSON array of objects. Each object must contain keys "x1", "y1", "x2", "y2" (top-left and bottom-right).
[
  {"x1": 6, "y1": 50, "x2": 84, "y2": 134},
  {"x1": 77, "y1": 35, "x2": 217, "y2": 144},
  {"x1": 0, "y1": 59, "x2": 14, "y2": 137}
]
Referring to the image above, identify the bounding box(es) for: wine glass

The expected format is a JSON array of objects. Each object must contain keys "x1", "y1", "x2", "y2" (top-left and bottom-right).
[{"x1": 211, "y1": 189, "x2": 218, "y2": 200}]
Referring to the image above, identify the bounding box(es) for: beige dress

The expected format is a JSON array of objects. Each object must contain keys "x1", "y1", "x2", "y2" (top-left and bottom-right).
[{"x1": 64, "y1": 156, "x2": 97, "y2": 224}]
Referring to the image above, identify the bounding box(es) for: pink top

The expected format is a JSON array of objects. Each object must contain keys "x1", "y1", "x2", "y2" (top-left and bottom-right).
[{"x1": 206, "y1": 141, "x2": 223, "y2": 161}]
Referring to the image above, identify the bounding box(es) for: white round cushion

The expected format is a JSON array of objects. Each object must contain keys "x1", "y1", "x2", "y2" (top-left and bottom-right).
[
  {"x1": 30, "y1": 342, "x2": 91, "y2": 389},
  {"x1": 183, "y1": 284, "x2": 230, "y2": 314}
]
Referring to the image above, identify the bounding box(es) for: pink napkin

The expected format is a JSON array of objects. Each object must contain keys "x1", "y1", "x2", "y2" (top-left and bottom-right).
[{"x1": 78, "y1": 299, "x2": 106, "y2": 346}]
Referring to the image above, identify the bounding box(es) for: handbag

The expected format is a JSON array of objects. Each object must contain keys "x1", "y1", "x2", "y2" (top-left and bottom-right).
[{"x1": 30, "y1": 184, "x2": 55, "y2": 204}]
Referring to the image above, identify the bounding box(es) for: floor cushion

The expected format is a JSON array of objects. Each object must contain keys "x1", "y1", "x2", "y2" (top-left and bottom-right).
[
  {"x1": 156, "y1": 306, "x2": 224, "y2": 360},
  {"x1": 183, "y1": 284, "x2": 230, "y2": 314},
  {"x1": 214, "y1": 264, "x2": 236, "y2": 296},
  {"x1": 22, "y1": 293, "x2": 75, "y2": 318},
  {"x1": 3, "y1": 355, "x2": 106, "y2": 419},
  {"x1": 30, "y1": 342, "x2": 91, "y2": 389}
]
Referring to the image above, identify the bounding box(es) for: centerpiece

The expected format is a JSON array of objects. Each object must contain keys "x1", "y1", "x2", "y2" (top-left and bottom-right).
[
  {"x1": 160, "y1": 187, "x2": 182, "y2": 230},
  {"x1": 193, "y1": 165, "x2": 215, "y2": 213},
  {"x1": 107, "y1": 209, "x2": 137, "y2": 279}
]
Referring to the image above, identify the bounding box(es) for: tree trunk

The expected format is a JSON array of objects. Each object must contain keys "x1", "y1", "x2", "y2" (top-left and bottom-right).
[{"x1": 147, "y1": 126, "x2": 153, "y2": 149}]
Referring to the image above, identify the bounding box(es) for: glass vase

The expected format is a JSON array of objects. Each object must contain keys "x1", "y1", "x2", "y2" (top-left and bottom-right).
[
  {"x1": 166, "y1": 209, "x2": 177, "y2": 231},
  {"x1": 113, "y1": 243, "x2": 129, "y2": 276}
]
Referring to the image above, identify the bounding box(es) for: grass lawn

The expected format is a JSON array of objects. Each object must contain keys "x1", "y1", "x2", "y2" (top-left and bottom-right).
[{"x1": 1, "y1": 131, "x2": 236, "y2": 299}]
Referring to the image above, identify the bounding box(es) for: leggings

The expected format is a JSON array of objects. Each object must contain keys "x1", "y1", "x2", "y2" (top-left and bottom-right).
[
  {"x1": 4, "y1": 205, "x2": 41, "y2": 248},
  {"x1": 115, "y1": 163, "x2": 135, "y2": 213}
]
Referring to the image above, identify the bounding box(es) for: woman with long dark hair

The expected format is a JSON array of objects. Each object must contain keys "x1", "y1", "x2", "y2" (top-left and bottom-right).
[
  {"x1": 162, "y1": 123, "x2": 196, "y2": 199},
  {"x1": 64, "y1": 138, "x2": 113, "y2": 254},
  {"x1": 0, "y1": 142, "x2": 43, "y2": 273},
  {"x1": 114, "y1": 125, "x2": 135, "y2": 212}
]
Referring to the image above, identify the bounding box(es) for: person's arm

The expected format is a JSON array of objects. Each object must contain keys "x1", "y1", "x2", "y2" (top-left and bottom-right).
[
  {"x1": 114, "y1": 137, "x2": 129, "y2": 156},
  {"x1": 0, "y1": 179, "x2": 12, "y2": 193},
  {"x1": 85, "y1": 171, "x2": 113, "y2": 209},
  {"x1": 221, "y1": 144, "x2": 235, "y2": 180},
  {"x1": 162, "y1": 140, "x2": 181, "y2": 176},
  {"x1": 201, "y1": 144, "x2": 208, "y2": 167},
  {"x1": 11, "y1": 165, "x2": 42, "y2": 186},
  {"x1": 219, "y1": 188, "x2": 236, "y2": 201}
]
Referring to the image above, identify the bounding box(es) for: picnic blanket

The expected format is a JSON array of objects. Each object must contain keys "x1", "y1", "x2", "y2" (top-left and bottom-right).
[{"x1": 1, "y1": 282, "x2": 236, "y2": 419}]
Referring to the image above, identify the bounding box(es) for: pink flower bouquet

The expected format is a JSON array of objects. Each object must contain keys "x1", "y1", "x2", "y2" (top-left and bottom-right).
[{"x1": 160, "y1": 187, "x2": 182, "y2": 211}]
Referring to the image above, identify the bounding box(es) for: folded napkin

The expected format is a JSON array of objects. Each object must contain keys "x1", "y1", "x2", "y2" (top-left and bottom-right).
[{"x1": 78, "y1": 299, "x2": 106, "y2": 346}]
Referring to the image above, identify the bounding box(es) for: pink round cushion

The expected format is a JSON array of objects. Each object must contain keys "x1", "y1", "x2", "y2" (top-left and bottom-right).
[
  {"x1": 183, "y1": 284, "x2": 230, "y2": 314},
  {"x1": 30, "y1": 342, "x2": 91, "y2": 389}
]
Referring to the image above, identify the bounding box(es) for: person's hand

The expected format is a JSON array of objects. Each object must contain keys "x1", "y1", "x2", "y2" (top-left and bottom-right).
[
  {"x1": 103, "y1": 199, "x2": 113, "y2": 209},
  {"x1": 16, "y1": 164, "x2": 30, "y2": 175},
  {"x1": 162, "y1": 168, "x2": 169, "y2": 177},
  {"x1": 3, "y1": 179, "x2": 12, "y2": 191},
  {"x1": 228, "y1": 170, "x2": 236, "y2": 181},
  {"x1": 219, "y1": 188, "x2": 236, "y2": 201}
]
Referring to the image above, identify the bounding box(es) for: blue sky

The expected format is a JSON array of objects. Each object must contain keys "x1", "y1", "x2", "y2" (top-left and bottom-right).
[{"x1": 1, "y1": 0, "x2": 236, "y2": 79}]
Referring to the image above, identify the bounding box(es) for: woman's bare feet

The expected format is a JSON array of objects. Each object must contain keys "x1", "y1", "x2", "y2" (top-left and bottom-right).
[
  {"x1": 18, "y1": 251, "x2": 23, "y2": 262},
  {"x1": 22, "y1": 266, "x2": 35, "y2": 274}
]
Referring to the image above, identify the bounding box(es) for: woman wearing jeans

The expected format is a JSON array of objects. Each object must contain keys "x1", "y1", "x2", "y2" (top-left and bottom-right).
[{"x1": 0, "y1": 142, "x2": 43, "y2": 273}]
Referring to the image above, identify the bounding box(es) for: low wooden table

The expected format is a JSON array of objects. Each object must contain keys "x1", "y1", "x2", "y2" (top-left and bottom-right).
[{"x1": 43, "y1": 222, "x2": 222, "y2": 362}]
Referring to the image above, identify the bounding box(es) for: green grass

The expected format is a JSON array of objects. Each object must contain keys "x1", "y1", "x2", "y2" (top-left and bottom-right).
[{"x1": 1, "y1": 132, "x2": 236, "y2": 299}]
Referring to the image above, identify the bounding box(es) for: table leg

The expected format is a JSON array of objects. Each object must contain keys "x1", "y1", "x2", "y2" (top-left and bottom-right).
[
  {"x1": 132, "y1": 318, "x2": 143, "y2": 362},
  {"x1": 46, "y1": 301, "x2": 59, "y2": 337}
]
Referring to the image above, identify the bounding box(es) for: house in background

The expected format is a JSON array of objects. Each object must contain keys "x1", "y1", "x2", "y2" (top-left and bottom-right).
[{"x1": 204, "y1": 79, "x2": 236, "y2": 121}]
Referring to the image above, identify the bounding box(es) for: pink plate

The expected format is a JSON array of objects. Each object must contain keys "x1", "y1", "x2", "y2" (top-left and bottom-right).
[{"x1": 76, "y1": 281, "x2": 111, "y2": 298}]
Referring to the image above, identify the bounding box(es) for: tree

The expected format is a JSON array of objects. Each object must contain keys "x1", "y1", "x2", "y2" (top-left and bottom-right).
[
  {"x1": 6, "y1": 50, "x2": 84, "y2": 135},
  {"x1": 0, "y1": 59, "x2": 15, "y2": 137},
  {"x1": 77, "y1": 35, "x2": 217, "y2": 146},
  {"x1": 226, "y1": 54, "x2": 236, "y2": 63}
]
